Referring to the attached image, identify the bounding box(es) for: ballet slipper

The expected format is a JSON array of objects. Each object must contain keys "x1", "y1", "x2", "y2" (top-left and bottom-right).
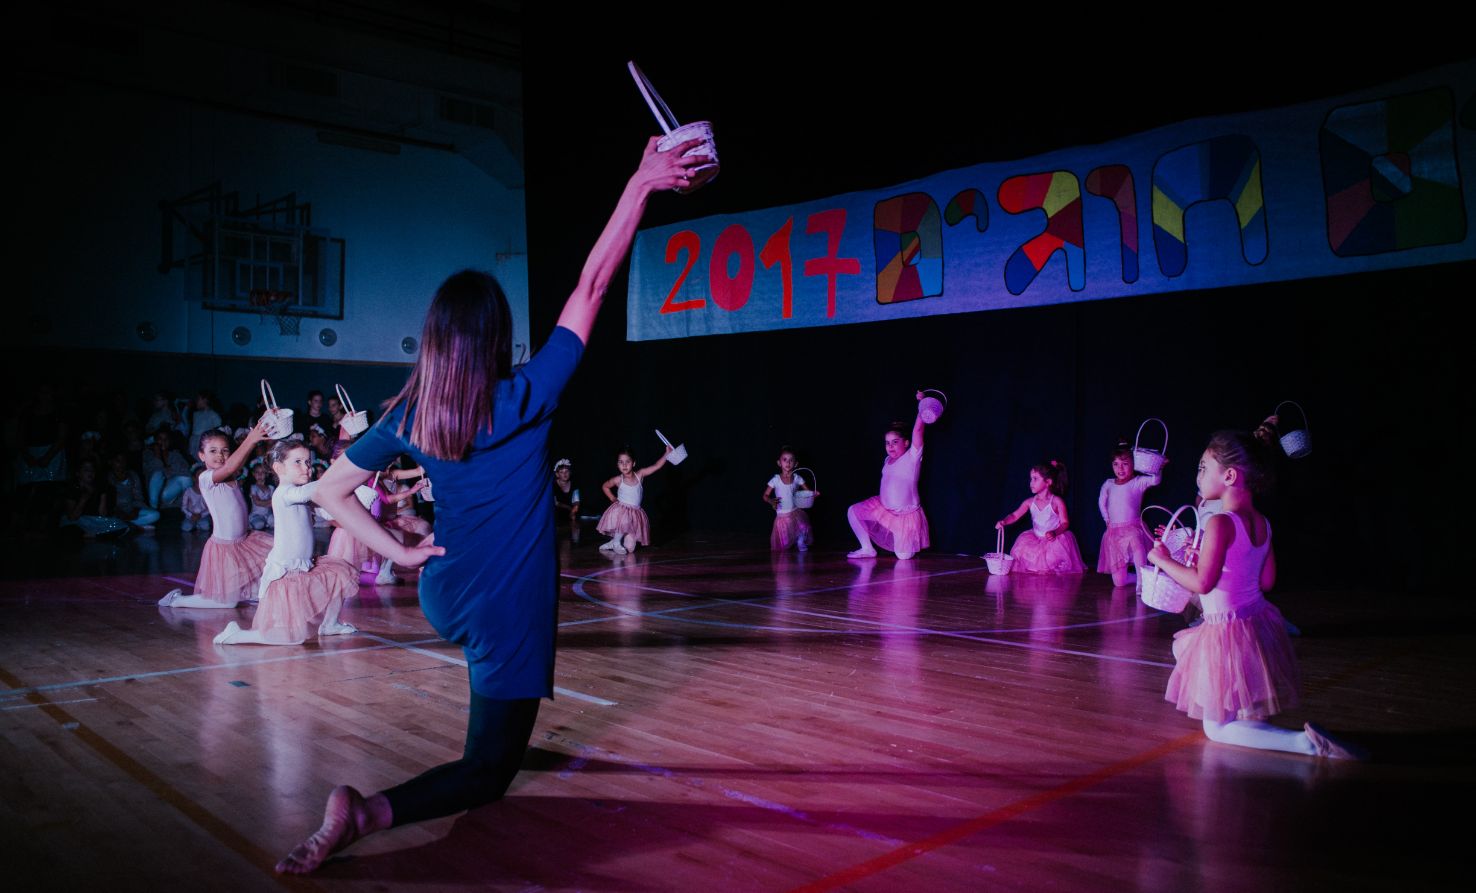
[
  {"x1": 158, "y1": 588, "x2": 181, "y2": 607},
  {"x1": 318, "y1": 621, "x2": 357, "y2": 637},
  {"x1": 1304, "y1": 723, "x2": 1368, "y2": 761},
  {"x1": 213, "y1": 621, "x2": 242, "y2": 645},
  {"x1": 847, "y1": 549, "x2": 877, "y2": 559}
]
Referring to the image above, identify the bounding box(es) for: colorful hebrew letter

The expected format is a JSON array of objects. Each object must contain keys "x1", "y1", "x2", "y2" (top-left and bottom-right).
[
  {"x1": 1085, "y1": 165, "x2": 1139, "y2": 284},
  {"x1": 873, "y1": 193, "x2": 943, "y2": 304},
  {"x1": 945, "y1": 188, "x2": 989, "y2": 232},
  {"x1": 1151, "y1": 136, "x2": 1268, "y2": 277},
  {"x1": 997, "y1": 171, "x2": 1084, "y2": 295},
  {"x1": 1320, "y1": 88, "x2": 1465, "y2": 256}
]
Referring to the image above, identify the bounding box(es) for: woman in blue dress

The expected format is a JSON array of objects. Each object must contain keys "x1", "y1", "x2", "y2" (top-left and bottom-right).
[{"x1": 278, "y1": 136, "x2": 709, "y2": 873}]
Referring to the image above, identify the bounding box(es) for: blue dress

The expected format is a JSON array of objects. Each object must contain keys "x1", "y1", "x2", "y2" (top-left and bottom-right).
[{"x1": 347, "y1": 327, "x2": 583, "y2": 698}]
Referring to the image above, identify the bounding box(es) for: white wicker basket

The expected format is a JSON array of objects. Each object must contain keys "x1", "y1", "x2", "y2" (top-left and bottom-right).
[{"x1": 1133, "y1": 417, "x2": 1169, "y2": 475}]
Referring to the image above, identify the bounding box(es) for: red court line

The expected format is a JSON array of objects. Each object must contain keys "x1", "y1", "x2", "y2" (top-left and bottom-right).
[
  {"x1": 790, "y1": 644, "x2": 1408, "y2": 892},
  {"x1": 787, "y1": 732, "x2": 1204, "y2": 893},
  {"x1": 0, "y1": 666, "x2": 320, "y2": 891}
]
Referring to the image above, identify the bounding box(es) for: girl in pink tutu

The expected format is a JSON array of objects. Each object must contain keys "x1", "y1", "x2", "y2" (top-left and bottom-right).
[
  {"x1": 847, "y1": 393, "x2": 930, "y2": 560},
  {"x1": 214, "y1": 441, "x2": 358, "y2": 645},
  {"x1": 764, "y1": 447, "x2": 816, "y2": 551},
  {"x1": 1097, "y1": 443, "x2": 1162, "y2": 587},
  {"x1": 997, "y1": 460, "x2": 1085, "y2": 573},
  {"x1": 362, "y1": 465, "x2": 430, "y2": 586},
  {"x1": 158, "y1": 422, "x2": 275, "y2": 609},
  {"x1": 325, "y1": 477, "x2": 382, "y2": 584},
  {"x1": 1148, "y1": 431, "x2": 1359, "y2": 758},
  {"x1": 596, "y1": 446, "x2": 672, "y2": 554}
]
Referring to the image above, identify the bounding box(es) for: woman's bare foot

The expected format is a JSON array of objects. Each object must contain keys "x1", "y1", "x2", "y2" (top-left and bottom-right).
[{"x1": 276, "y1": 785, "x2": 388, "y2": 873}]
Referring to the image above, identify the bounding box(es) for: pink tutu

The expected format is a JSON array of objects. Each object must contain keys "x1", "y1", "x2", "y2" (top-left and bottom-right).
[
  {"x1": 1097, "y1": 522, "x2": 1152, "y2": 573},
  {"x1": 770, "y1": 509, "x2": 813, "y2": 550},
  {"x1": 850, "y1": 496, "x2": 929, "y2": 555},
  {"x1": 194, "y1": 532, "x2": 274, "y2": 604},
  {"x1": 1010, "y1": 530, "x2": 1086, "y2": 573},
  {"x1": 597, "y1": 503, "x2": 650, "y2": 545},
  {"x1": 249, "y1": 557, "x2": 358, "y2": 644},
  {"x1": 1165, "y1": 597, "x2": 1301, "y2": 722},
  {"x1": 327, "y1": 526, "x2": 374, "y2": 569}
]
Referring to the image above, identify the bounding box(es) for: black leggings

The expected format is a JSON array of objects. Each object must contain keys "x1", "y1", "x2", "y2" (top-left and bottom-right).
[{"x1": 383, "y1": 689, "x2": 541, "y2": 827}]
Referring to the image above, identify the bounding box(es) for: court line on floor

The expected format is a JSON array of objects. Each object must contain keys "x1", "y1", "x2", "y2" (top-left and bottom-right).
[
  {"x1": 0, "y1": 665, "x2": 319, "y2": 891},
  {"x1": 1, "y1": 696, "x2": 99, "y2": 711},
  {"x1": 541, "y1": 729, "x2": 904, "y2": 846},
  {"x1": 566, "y1": 572, "x2": 1159, "y2": 637},
  {"x1": 355, "y1": 634, "x2": 619, "y2": 707},
  {"x1": 558, "y1": 561, "x2": 993, "y2": 629},
  {"x1": 786, "y1": 646, "x2": 1412, "y2": 892},
  {"x1": 787, "y1": 731, "x2": 1205, "y2": 893},
  {"x1": 0, "y1": 637, "x2": 446, "y2": 697},
  {"x1": 565, "y1": 567, "x2": 1174, "y2": 668}
]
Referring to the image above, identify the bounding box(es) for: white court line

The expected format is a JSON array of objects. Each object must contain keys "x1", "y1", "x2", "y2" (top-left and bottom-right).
[
  {"x1": 0, "y1": 637, "x2": 446, "y2": 697},
  {"x1": 558, "y1": 562, "x2": 990, "y2": 629},
  {"x1": 356, "y1": 633, "x2": 619, "y2": 707},
  {"x1": 738, "y1": 604, "x2": 1175, "y2": 668},
  {"x1": 570, "y1": 573, "x2": 1153, "y2": 637},
  {"x1": 1, "y1": 697, "x2": 100, "y2": 711},
  {"x1": 564, "y1": 560, "x2": 1174, "y2": 668}
]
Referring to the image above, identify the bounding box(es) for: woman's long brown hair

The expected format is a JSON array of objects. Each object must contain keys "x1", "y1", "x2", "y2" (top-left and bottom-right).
[{"x1": 383, "y1": 270, "x2": 512, "y2": 460}]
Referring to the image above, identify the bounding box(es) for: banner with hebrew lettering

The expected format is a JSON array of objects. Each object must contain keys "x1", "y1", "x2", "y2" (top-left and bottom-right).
[{"x1": 627, "y1": 61, "x2": 1475, "y2": 341}]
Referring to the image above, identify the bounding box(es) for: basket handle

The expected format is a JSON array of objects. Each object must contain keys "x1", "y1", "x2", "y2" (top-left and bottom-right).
[
  {"x1": 1273, "y1": 400, "x2": 1309, "y2": 432},
  {"x1": 627, "y1": 61, "x2": 679, "y2": 135},
  {"x1": 655, "y1": 429, "x2": 675, "y2": 450},
  {"x1": 996, "y1": 525, "x2": 1004, "y2": 555},
  {"x1": 1141, "y1": 502, "x2": 1200, "y2": 534},
  {"x1": 1134, "y1": 417, "x2": 1168, "y2": 454},
  {"x1": 795, "y1": 466, "x2": 818, "y2": 491},
  {"x1": 261, "y1": 379, "x2": 278, "y2": 413},
  {"x1": 335, "y1": 383, "x2": 357, "y2": 415},
  {"x1": 920, "y1": 388, "x2": 948, "y2": 406}
]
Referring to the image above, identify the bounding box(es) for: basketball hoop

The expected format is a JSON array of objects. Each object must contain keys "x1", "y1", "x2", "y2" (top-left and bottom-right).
[{"x1": 250, "y1": 289, "x2": 301, "y2": 336}]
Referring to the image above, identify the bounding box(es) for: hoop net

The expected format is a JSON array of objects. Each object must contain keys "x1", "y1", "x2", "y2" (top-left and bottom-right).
[{"x1": 250, "y1": 289, "x2": 301, "y2": 336}]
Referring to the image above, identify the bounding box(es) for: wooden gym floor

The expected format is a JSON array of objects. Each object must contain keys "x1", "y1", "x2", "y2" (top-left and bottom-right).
[{"x1": 4, "y1": 532, "x2": 1473, "y2": 891}]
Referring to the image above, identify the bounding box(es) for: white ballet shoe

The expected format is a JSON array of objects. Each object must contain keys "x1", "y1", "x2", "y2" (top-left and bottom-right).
[
  {"x1": 213, "y1": 621, "x2": 242, "y2": 645},
  {"x1": 318, "y1": 621, "x2": 358, "y2": 637},
  {"x1": 158, "y1": 588, "x2": 181, "y2": 607},
  {"x1": 847, "y1": 549, "x2": 877, "y2": 559},
  {"x1": 599, "y1": 539, "x2": 618, "y2": 552},
  {"x1": 894, "y1": 552, "x2": 915, "y2": 560}
]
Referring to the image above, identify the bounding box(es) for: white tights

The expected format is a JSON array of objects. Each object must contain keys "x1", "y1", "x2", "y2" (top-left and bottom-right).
[
  {"x1": 1202, "y1": 718, "x2": 1314, "y2": 755},
  {"x1": 213, "y1": 596, "x2": 353, "y2": 646},
  {"x1": 159, "y1": 589, "x2": 240, "y2": 609}
]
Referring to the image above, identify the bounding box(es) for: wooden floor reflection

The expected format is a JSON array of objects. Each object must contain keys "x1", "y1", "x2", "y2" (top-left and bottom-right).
[{"x1": 4, "y1": 537, "x2": 1472, "y2": 891}]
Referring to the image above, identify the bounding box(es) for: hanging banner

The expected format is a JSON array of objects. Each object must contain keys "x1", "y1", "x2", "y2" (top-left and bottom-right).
[{"x1": 628, "y1": 61, "x2": 1475, "y2": 341}]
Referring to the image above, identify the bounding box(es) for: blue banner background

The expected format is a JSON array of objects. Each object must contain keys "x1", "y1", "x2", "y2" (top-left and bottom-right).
[{"x1": 628, "y1": 61, "x2": 1475, "y2": 341}]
